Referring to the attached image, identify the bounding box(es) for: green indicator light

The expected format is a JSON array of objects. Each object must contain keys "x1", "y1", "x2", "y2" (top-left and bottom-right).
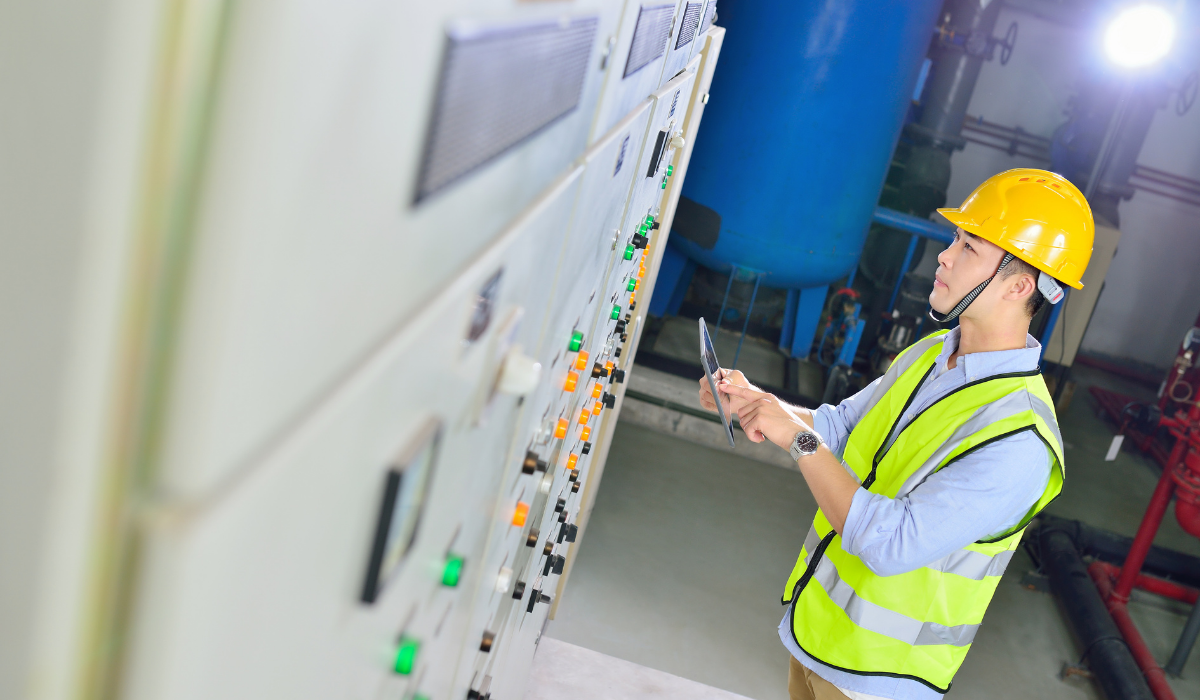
[
  {"x1": 611, "y1": 305, "x2": 622, "y2": 320},
  {"x1": 442, "y1": 555, "x2": 464, "y2": 587},
  {"x1": 627, "y1": 279, "x2": 637, "y2": 292},
  {"x1": 661, "y1": 180, "x2": 667, "y2": 189},
  {"x1": 413, "y1": 695, "x2": 431, "y2": 700},
  {"x1": 394, "y1": 637, "x2": 420, "y2": 675},
  {"x1": 639, "y1": 225, "x2": 648, "y2": 235},
  {"x1": 568, "y1": 331, "x2": 584, "y2": 352},
  {"x1": 667, "y1": 165, "x2": 674, "y2": 176},
  {"x1": 645, "y1": 216, "x2": 654, "y2": 225},
  {"x1": 624, "y1": 245, "x2": 635, "y2": 260}
]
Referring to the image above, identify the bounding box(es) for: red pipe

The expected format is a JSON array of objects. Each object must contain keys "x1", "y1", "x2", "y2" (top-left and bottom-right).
[
  {"x1": 1090, "y1": 560, "x2": 1199, "y2": 605},
  {"x1": 1090, "y1": 562, "x2": 1179, "y2": 700},
  {"x1": 1113, "y1": 441, "x2": 1185, "y2": 602}
]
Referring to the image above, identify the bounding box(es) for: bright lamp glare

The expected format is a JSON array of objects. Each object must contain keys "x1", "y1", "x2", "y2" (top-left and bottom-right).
[{"x1": 1104, "y1": 5, "x2": 1176, "y2": 68}]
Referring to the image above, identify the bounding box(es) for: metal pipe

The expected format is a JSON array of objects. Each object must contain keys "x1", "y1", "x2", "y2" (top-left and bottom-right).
[
  {"x1": 1091, "y1": 562, "x2": 1179, "y2": 700},
  {"x1": 872, "y1": 206, "x2": 956, "y2": 244},
  {"x1": 732, "y1": 273, "x2": 761, "y2": 370},
  {"x1": 715, "y1": 265, "x2": 737, "y2": 335},
  {"x1": 1165, "y1": 596, "x2": 1200, "y2": 677},
  {"x1": 1091, "y1": 560, "x2": 1199, "y2": 605},
  {"x1": 887, "y1": 235, "x2": 919, "y2": 313},
  {"x1": 1038, "y1": 525, "x2": 1156, "y2": 700},
  {"x1": 1113, "y1": 437, "x2": 1189, "y2": 602}
]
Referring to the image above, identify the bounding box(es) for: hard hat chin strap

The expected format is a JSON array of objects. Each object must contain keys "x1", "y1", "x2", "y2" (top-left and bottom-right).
[{"x1": 929, "y1": 253, "x2": 1014, "y2": 324}]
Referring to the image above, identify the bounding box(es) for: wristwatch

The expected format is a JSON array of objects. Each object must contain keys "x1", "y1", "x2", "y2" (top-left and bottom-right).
[{"x1": 789, "y1": 429, "x2": 823, "y2": 461}]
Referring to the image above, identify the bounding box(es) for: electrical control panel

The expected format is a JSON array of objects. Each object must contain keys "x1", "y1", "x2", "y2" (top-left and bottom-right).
[{"x1": 99, "y1": 3, "x2": 723, "y2": 700}]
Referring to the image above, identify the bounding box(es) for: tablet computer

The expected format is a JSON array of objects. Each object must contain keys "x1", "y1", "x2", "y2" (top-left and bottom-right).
[{"x1": 699, "y1": 318, "x2": 736, "y2": 447}]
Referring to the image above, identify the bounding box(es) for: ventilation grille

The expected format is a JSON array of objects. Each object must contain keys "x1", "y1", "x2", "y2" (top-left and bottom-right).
[
  {"x1": 700, "y1": 1, "x2": 717, "y2": 35},
  {"x1": 623, "y1": 3, "x2": 675, "y2": 79},
  {"x1": 414, "y1": 16, "x2": 599, "y2": 203},
  {"x1": 675, "y1": 3, "x2": 702, "y2": 50}
]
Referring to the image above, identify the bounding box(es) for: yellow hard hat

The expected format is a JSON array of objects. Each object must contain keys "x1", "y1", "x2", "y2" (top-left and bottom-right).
[{"x1": 937, "y1": 168, "x2": 1094, "y2": 289}]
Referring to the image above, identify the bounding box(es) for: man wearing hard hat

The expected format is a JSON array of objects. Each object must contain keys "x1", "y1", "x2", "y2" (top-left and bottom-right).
[{"x1": 700, "y1": 169, "x2": 1093, "y2": 700}]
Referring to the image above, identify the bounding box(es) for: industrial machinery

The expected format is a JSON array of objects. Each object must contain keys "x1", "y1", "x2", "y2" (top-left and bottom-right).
[{"x1": 3, "y1": 2, "x2": 721, "y2": 700}]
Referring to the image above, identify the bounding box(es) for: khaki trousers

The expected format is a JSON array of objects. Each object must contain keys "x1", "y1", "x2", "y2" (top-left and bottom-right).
[{"x1": 788, "y1": 656, "x2": 850, "y2": 700}]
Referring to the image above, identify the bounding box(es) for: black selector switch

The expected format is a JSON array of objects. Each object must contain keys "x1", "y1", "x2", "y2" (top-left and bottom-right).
[
  {"x1": 602, "y1": 392, "x2": 616, "y2": 408},
  {"x1": 543, "y1": 553, "x2": 566, "y2": 576},
  {"x1": 564, "y1": 524, "x2": 579, "y2": 542},
  {"x1": 582, "y1": 441, "x2": 592, "y2": 455},
  {"x1": 615, "y1": 320, "x2": 627, "y2": 334},
  {"x1": 629, "y1": 301, "x2": 637, "y2": 311},
  {"x1": 522, "y1": 450, "x2": 546, "y2": 474},
  {"x1": 592, "y1": 362, "x2": 608, "y2": 378},
  {"x1": 558, "y1": 509, "x2": 567, "y2": 523},
  {"x1": 631, "y1": 233, "x2": 648, "y2": 249},
  {"x1": 614, "y1": 347, "x2": 622, "y2": 357},
  {"x1": 554, "y1": 497, "x2": 566, "y2": 513},
  {"x1": 526, "y1": 589, "x2": 553, "y2": 613},
  {"x1": 612, "y1": 368, "x2": 626, "y2": 383},
  {"x1": 512, "y1": 580, "x2": 526, "y2": 600}
]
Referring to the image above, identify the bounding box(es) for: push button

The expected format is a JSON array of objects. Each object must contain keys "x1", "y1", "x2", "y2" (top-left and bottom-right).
[
  {"x1": 525, "y1": 528, "x2": 540, "y2": 547},
  {"x1": 615, "y1": 319, "x2": 627, "y2": 334},
  {"x1": 571, "y1": 480, "x2": 581, "y2": 493},
  {"x1": 441, "y1": 554, "x2": 465, "y2": 587},
  {"x1": 480, "y1": 631, "x2": 496, "y2": 653},
  {"x1": 581, "y1": 441, "x2": 592, "y2": 455},
  {"x1": 568, "y1": 331, "x2": 584, "y2": 352},
  {"x1": 563, "y1": 371, "x2": 578, "y2": 392},
  {"x1": 393, "y1": 637, "x2": 420, "y2": 675},
  {"x1": 555, "y1": 497, "x2": 567, "y2": 513},
  {"x1": 512, "y1": 580, "x2": 526, "y2": 600},
  {"x1": 591, "y1": 362, "x2": 607, "y2": 378}
]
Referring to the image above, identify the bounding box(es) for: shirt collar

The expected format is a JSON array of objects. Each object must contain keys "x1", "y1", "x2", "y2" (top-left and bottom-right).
[{"x1": 935, "y1": 327, "x2": 1042, "y2": 382}]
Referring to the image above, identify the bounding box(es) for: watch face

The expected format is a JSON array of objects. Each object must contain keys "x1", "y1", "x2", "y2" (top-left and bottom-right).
[{"x1": 795, "y1": 432, "x2": 820, "y2": 454}]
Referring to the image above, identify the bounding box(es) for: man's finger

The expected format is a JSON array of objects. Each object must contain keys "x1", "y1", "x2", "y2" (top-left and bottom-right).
[{"x1": 717, "y1": 381, "x2": 760, "y2": 398}]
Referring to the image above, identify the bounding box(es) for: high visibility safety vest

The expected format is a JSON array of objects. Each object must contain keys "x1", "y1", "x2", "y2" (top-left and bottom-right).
[{"x1": 782, "y1": 330, "x2": 1064, "y2": 693}]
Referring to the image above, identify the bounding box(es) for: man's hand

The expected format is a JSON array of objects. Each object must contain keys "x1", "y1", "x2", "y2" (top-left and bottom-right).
[
  {"x1": 717, "y1": 381, "x2": 811, "y2": 449},
  {"x1": 698, "y1": 368, "x2": 756, "y2": 415}
]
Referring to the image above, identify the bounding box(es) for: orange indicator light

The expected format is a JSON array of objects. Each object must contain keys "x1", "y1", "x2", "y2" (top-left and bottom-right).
[
  {"x1": 566, "y1": 453, "x2": 578, "y2": 469},
  {"x1": 578, "y1": 409, "x2": 590, "y2": 424},
  {"x1": 563, "y1": 372, "x2": 578, "y2": 392},
  {"x1": 554, "y1": 418, "x2": 569, "y2": 439},
  {"x1": 593, "y1": 401, "x2": 603, "y2": 415},
  {"x1": 512, "y1": 502, "x2": 529, "y2": 526},
  {"x1": 591, "y1": 383, "x2": 603, "y2": 398},
  {"x1": 581, "y1": 426, "x2": 591, "y2": 441},
  {"x1": 574, "y1": 351, "x2": 590, "y2": 371}
]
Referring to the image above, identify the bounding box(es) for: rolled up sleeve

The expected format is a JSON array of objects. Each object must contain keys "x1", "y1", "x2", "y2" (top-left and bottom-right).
[{"x1": 810, "y1": 377, "x2": 883, "y2": 456}]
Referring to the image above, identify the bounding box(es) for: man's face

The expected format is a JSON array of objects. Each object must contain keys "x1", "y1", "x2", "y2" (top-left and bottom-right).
[{"x1": 929, "y1": 228, "x2": 1006, "y2": 313}]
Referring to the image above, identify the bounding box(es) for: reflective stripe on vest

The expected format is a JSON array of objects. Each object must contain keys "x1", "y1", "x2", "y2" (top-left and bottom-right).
[{"x1": 782, "y1": 330, "x2": 1064, "y2": 693}]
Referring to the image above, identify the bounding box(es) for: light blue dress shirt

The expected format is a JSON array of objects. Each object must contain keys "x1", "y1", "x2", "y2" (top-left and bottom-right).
[{"x1": 779, "y1": 328, "x2": 1052, "y2": 700}]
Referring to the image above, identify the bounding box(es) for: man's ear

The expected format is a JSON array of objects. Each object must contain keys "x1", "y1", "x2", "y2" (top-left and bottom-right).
[{"x1": 1005, "y1": 273, "x2": 1037, "y2": 303}]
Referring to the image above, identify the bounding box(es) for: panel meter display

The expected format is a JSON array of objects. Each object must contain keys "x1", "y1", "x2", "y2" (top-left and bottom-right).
[{"x1": 361, "y1": 420, "x2": 442, "y2": 603}]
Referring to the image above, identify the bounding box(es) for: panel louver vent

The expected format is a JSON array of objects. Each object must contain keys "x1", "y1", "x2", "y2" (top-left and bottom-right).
[
  {"x1": 623, "y1": 3, "x2": 675, "y2": 79},
  {"x1": 675, "y1": 3, "x2": 702, "y2": 50},
  {"x1": 700, "y1": 1, "x2": 717, "y2": 35},
  {"x1": 414, "y1": 16, "x2": 599, "y2": 203}
]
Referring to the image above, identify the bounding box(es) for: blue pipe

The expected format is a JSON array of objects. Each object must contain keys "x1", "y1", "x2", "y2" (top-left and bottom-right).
[
  {"x1": 872, "y1": 206, "x2": 956, "y2": 245},
  {"x1": 887, "y1": 234, "x2": 920, "y2": 313}
]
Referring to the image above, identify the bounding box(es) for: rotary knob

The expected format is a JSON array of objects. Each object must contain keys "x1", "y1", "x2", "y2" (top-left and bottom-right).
[
  {"x1": 615, "y1": 319, "x2": 627, "y2": 334},
  {"x1": 526, "y1": 589, "x2": 553, "y2": 613},
  {"x1": 611, "y1": 368, "x2": 626, "y2": 383},
  {"x1": 602, "y1": 392, "x2": 616, "y2": 409}
]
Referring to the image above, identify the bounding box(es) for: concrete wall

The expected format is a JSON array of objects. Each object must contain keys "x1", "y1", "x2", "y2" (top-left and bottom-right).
[{"x1": 925, "y1": 5, "x2": 1200, "y2": 370}]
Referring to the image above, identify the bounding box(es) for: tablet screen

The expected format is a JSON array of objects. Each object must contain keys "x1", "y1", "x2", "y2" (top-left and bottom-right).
[{"x1": 699, "y1": 318, "x2": 736, "y2": 447}]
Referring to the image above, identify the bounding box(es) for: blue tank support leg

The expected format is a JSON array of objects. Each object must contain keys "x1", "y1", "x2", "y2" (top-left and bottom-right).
[
  {"x1": 715, "y1": 265, "x2": 738, "y2": 335},
  {"x1": 780, "y1": 290, "x2": 800, "y2": 354},
  {"x1": 732, "y1": 272, "x2": 762, "y2": 370},
  {"x1": 649, "y1": 243, "x2": 696, "y2": 317},
  {"x1": 783, "y1": 286, "x2": 828, "y2": 359},
  {"x1": 887, "y1": 234, "x2": 919, "y2": 313}
]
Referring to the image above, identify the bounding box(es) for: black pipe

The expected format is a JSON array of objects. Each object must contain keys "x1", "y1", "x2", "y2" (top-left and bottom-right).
[
  {"x1": 1038, "y1": 524, "x2": 1156, "y2": 700},
  {"x1": 1038, "y1": 514, "x2": 1200, "y2": 589}
]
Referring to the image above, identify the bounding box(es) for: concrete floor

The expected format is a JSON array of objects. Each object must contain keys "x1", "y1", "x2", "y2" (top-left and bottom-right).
[{"x1": 541, "y1": 359, "x2": 1200, "y2": 699}]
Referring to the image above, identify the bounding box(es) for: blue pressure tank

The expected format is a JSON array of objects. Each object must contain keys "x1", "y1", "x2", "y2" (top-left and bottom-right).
[{"x1": 674, "y1": 0, "x2": 945, "y2": 289}]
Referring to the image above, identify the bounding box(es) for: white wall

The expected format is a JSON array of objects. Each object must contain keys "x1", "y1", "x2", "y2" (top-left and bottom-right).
[{"x1": 930, "y1": 5, "x2": 1200, "y2": 370}]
